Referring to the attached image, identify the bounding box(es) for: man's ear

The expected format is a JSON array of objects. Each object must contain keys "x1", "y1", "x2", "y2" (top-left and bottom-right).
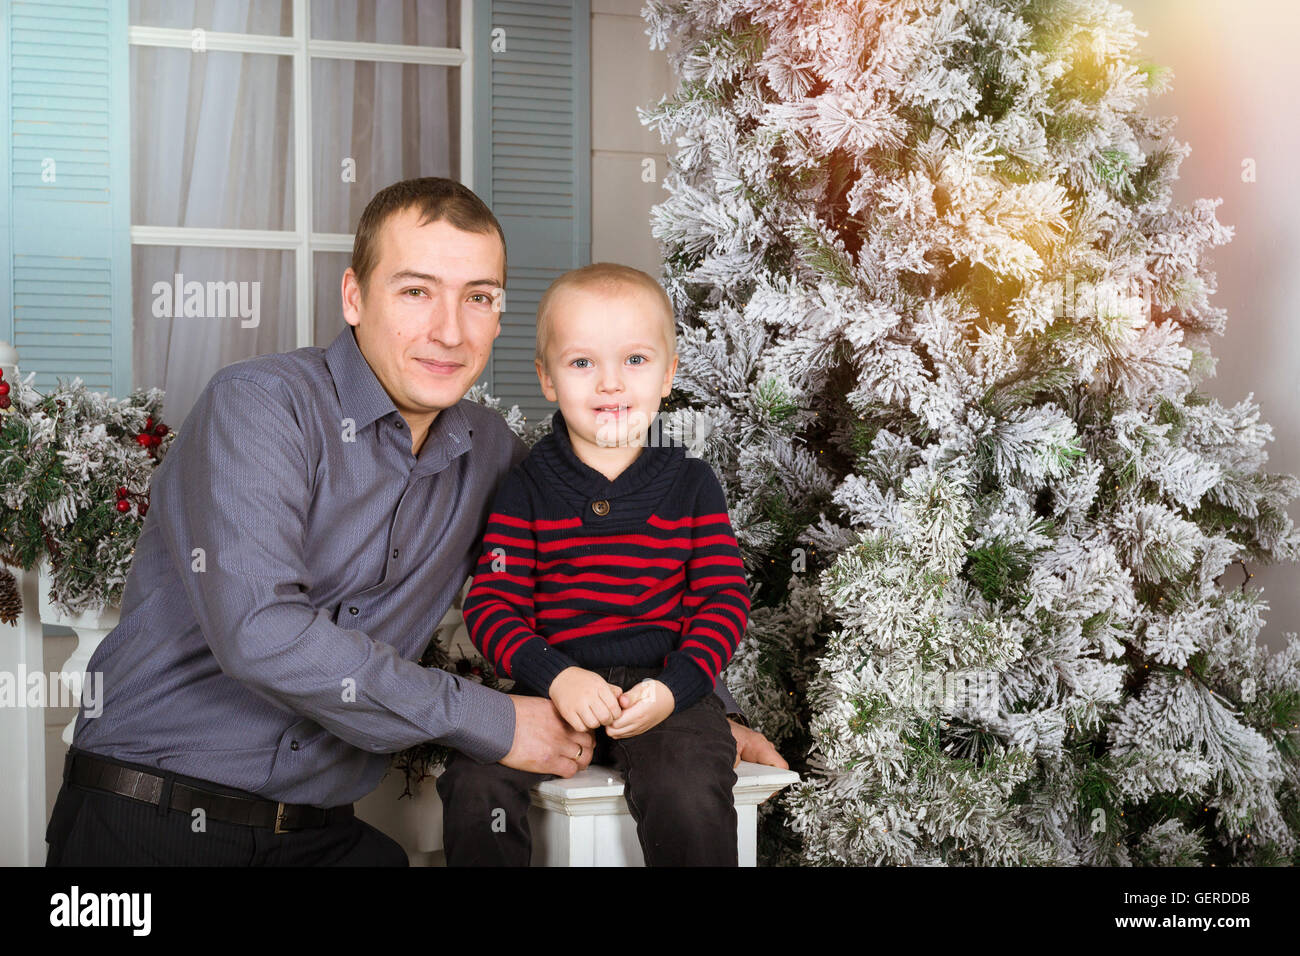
[
  {"x1": 535, "y1": 358, "x2": 558, "y2": 402},
  {"x1": 342, "y1": 268, "x2": 363, "y2": 327}
]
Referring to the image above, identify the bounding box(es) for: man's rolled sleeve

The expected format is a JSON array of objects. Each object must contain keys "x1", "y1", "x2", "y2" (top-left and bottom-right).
[{"x1": 156, "y1": 375, "x2": 515, "y2": 762}]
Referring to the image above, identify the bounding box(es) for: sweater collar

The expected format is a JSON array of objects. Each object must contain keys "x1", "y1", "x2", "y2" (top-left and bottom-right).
[{"x1": 537, "y1": 408, "x2": 682, "y2": 505}]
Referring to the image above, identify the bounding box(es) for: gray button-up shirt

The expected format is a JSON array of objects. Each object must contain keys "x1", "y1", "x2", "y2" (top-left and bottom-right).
[{"x1": 72, "y1": 326, "x2": 525, "y2": 806}]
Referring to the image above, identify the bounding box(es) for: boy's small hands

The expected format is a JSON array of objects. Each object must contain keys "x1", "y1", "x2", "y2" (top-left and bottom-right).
[
  {"x1": 607, "y1": 679, "x2": 674, "y2": 738},
  {"x1": 549, "y1": 666, "x2": 624, "y2": 732}
]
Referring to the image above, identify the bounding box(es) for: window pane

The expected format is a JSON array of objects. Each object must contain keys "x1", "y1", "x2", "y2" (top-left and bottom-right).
[
  {"x1": 311, "y1": 60, "x2": 459, "y2": 234},
  {"x1": 130, "y1": 0, "x2": 293, "y2": 36},
  {"x1": 131, "y1": 48, "x2": 294, "y2": 230},
  {"x1": 314, "y1": 251, "x2": 353, "y2": 348},
  {"x1": 310, "y1": 0, "x2": 459, "y2": 47},
  {"x1": 133, "y1": 246, "x2": 296, "y2": 427}
]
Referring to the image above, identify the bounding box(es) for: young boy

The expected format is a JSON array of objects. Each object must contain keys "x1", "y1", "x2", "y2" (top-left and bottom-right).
[{"x1": 437, "y1": 262, "x2": 750, "y2": 866}]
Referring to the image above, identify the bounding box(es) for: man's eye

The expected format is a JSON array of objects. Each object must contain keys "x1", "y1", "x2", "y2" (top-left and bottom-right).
[
  {"x1": 403, "y1": 288, "x2": 426, "y2": 298},
  {"x1": 469, "y1": 293, "x2": 491, "y2": 304}
]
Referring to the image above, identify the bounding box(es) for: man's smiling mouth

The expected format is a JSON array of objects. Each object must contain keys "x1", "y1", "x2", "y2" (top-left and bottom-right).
[{"x1": 417, "y1": 358, "x2": 462, "y2": 374}]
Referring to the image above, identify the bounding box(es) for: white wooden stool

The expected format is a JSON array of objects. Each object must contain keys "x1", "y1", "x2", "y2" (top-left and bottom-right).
[{"x1": 528, "y1": 761, "x2": 799, "y2": 866}]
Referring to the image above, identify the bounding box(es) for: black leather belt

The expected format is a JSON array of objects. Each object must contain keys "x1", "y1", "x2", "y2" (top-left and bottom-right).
[{"x1": 67, "y1": 751, "x2": 354, "y2": 833}]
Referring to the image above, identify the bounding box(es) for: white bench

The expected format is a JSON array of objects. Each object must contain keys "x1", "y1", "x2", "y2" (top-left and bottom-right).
[
  {"x1": 356, "y1": 760, "x2": 799, "y2": 867},
  {"x1": 529, "y1": 761, "x2": 799, "y2": 866}
]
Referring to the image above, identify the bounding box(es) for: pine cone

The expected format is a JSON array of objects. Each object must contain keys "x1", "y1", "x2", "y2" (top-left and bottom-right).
[{"x1": 0, "y1": 565, "x2": 21, "y2": 626}]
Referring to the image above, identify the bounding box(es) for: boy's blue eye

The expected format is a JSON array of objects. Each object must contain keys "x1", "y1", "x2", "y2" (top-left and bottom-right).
[
  {"x1": 571, "y1": 358, "x2": 591, "y2": 369},
  {"x1": 627, "y1": 354, "x2": 646, "y2": 365}
]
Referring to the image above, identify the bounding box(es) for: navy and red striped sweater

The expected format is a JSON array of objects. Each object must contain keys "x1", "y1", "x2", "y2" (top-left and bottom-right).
[{"x1": 462, "y1": 410, "x2": 750, "y2": 713}]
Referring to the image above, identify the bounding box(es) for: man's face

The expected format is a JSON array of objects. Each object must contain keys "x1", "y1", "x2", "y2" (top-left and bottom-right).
[{"x1": 341, "y1": 208, "x2": 505, "y2": 430}]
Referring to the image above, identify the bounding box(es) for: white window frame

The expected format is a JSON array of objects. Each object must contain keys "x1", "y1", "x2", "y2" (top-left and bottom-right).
[{"x1": 127, "y1": 0, "x2": 475, "y2": 346}]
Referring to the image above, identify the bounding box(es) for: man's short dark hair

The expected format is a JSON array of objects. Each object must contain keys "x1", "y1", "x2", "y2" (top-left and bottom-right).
[{"x1": 351, "y1": 177, "x2": 507, "y2": 294}]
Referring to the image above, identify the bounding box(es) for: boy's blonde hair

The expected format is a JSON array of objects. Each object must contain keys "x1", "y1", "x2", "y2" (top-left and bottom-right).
[{"x1": 534, "y1": 262, "x2": 676, "y2": 365}]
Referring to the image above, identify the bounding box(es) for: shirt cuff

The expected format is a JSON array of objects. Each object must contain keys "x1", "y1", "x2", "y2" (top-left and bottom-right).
[{"x1": 437, "y1": 673, "x2": 516, "y2": 764}]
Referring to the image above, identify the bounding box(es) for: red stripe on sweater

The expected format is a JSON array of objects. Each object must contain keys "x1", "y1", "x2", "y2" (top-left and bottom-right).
[
  {"x1": 646, "y1": 512, "x2": 733, "y2": 529},
  {"x1": 690, "y1": 575, "x2": 749, "y2": 590},
  {"x1": 681, "y1": 639, "x2": 723, "y2": 673},
  {"x1": 686, "y1": 555, "x2": 745, "y2": 570},
  {"x1": 536, "y1": 533, "x2": 693, "y2": 552},
  {"x1": 534, "y1": 569, "x2": 686, "y2": 605},
  {"x1": 535, "y1": 554, "x2": 683, "y2": 571},
  {"x1": 546, "y1": 617, "x2": 684, "y2": 642}
]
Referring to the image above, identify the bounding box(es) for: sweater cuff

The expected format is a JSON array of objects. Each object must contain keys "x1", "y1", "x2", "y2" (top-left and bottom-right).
[
  {"x1": 507, "y1": 637, "x2": 579, "y2": 697},
  {"x1": 657, "y1": 652, "x2": 715, "y2": 714}
]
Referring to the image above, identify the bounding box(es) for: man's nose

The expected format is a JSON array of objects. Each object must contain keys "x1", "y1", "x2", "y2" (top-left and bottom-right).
[{"x1": 428, "y1": 294, "x2": 464, "y2": 347}]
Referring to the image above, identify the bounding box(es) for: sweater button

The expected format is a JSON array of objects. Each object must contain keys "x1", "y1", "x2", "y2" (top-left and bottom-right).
[{"x1": 591, "y1": 499, "x2": 610, "y2": 516}]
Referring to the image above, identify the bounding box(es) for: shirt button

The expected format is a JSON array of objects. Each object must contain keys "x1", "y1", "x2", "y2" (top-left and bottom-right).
[
  {"x1": 591, "y1": 499, "x2": 610, "y2": 516},
  {"x1": 392, "y1": 549, "x2": 399, "y2": 559},
  {"x1": 290, "y1": 740, "x2": 300, "y2": 751},
  {"x1": 349, "y1": 606, "x2": 359, "y2": 615},
  {"x1": 394, "y1": 421, "x2": 403, "y2": 430}
]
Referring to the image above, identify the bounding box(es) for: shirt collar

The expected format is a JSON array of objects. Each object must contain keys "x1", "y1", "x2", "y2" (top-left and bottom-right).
[
  {"x1": 325, "y1": 325, "x2": 400, "y2": 432},
  {"x1": 324, "y1": 325, "x2": 475, "y2": 474}
]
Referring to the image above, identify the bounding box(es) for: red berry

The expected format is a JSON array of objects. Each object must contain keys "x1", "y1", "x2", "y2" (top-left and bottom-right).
[
  {"x1": 116, "y1": 486, "x2": 129, "y2": 499},
  {"x1": 145, "y1": 416, "x2": 154, "y2": 430},
  {"x1": 155, "y1": 424, "x2": 169, "y2": 437},
  {"x1": 147, "y1": 434, "x2": 161, "y2": 447},
  {"x1": 0, "y1": 382, "x2": 9, "y2": 397},
  {"x1": 136, "y1": 434, "x2": 151, "y2": 447},
  {"x1": 0, "y1": 396, "x2": 9, "y2": 410},
  {"x1": 138, "y1": 502, "x2": 148, "y2": 517},
  {"x1": 115, "y1": 499, "x2": 131, "y2": 513}
]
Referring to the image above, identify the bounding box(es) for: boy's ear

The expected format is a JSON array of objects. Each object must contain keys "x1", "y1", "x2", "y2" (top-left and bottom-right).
[
  {"x1": 661, "y1": 352, "x2": 679, "y2": 398},
  {"x1": 535, "y1": 358, "x2": 558, "y2": 402}
]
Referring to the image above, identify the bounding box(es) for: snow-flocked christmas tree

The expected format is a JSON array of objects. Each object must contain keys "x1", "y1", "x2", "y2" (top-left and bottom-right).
[{"x1": 640, "y1": 0, "x2": 1300, "y2": 865}]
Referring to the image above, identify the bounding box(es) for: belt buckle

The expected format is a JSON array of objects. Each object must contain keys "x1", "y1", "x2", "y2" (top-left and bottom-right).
[{"x1": 274, "y1": 801, "x2": 289, "y2": 834}]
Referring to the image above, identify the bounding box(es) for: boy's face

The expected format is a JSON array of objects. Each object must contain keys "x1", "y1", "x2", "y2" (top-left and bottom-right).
[{"x1": 534, "y1": 283, "x2": 678, "y2": 455}]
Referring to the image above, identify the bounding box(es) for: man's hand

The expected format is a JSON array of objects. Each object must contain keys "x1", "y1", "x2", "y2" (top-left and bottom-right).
[
  {"x1": 728, "y1": 720, "x2": 788, "y2": 770},
  {"x1": 548, "y1": 666, "x2": 624, "y2": 732},
  {"x1": 499, "y1": 695, "x2": 596, "y2": 777},
  {"x1": 607, "y1": 679, "x2": 674, "y2": 739}
]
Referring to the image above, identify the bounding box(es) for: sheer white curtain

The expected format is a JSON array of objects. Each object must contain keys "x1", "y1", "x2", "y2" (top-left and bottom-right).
[{"x1": 130, "y1": 0, "x2": 458, "y2": 426}]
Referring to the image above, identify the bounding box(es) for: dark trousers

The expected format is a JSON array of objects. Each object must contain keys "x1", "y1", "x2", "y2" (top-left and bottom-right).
[
  {"x1": 437, "y1": 665, "x2": 739, "y2": 866},
  {"x1": 45, "y1": 747, "x2": 409, "y2": 867}
]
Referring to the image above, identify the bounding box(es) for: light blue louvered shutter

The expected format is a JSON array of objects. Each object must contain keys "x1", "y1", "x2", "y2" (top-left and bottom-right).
[
  {"x1": 473, "y1": 0, "x2": 590, "y2": 425},
  {"x1": 0, "y1": 0, "x2": 132, "y2": 395}
]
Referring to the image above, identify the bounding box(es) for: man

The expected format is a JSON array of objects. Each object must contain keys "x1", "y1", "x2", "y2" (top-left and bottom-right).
[{"x1": 45, "y1": 177, "x2": 785, "y2": 867}]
